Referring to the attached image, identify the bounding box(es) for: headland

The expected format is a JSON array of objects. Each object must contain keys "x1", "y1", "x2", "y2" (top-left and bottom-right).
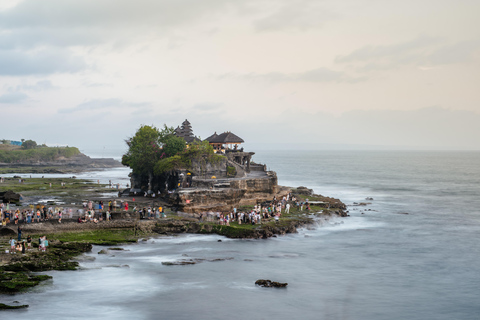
[{"x1": 0, "y1": 122, "x2": 348, "y2": 306}]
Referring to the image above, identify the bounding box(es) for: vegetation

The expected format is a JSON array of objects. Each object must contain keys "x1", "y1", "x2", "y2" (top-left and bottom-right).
[
  {"x1": 154, "y1": 140, "x2": 225, "y2": 175},
  {"x1": 0, "y1": 146, "x2": 80, "y2": 163},
  {"x1": 122, "y1": 125, "x2": 186, "y2": 191},
  {"x1": 123, "y1": 124, "x2": 225, "y2": 177},
  {"x1": 21, "y1": 140, "x2": 37, "y2": 150}
]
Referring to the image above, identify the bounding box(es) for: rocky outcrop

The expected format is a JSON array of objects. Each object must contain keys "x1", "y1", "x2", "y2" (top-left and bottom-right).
[
  {"x1": 0, "y1": 190, "x2": 21, "y2": 203},
  {"x1": 172, "y1": 172, "x2": 281, "y2": 213},
  {"x1": 0, "y1": 153, "x2": 122, "y2": 170},
  {"x1": 255, "y1": 279, "x2": 288, "y2": 288}
]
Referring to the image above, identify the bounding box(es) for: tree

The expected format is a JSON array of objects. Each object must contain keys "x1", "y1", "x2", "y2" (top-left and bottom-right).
[
  {"x1": 122, "y1": 124, "x2": 186, "y2": 192},
  {"x1": 22, "y1": 140, "x2": 37, "y2": 149},
  {"x1": 162, "y1": 135, "x2": 186, "y2": 158},
  {"x1": 122, "y1": 125, "x2": 162, "y2": 191}
]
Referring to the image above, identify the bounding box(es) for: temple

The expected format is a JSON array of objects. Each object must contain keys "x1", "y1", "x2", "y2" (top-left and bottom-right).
[
  {"x1": 174, "y1": 119, "x2": 201, "y2": 144},
  {"x1": 204, "y1": 131, "x2": 244, "y2": 153},
  {"x1": 174, "y1": 119, "x2": 254, "y2": 173}
]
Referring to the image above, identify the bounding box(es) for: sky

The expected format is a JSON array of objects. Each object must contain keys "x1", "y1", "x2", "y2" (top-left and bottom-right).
[{"x1": 0, "y1": 0, "x2": 479, "y2": 155}]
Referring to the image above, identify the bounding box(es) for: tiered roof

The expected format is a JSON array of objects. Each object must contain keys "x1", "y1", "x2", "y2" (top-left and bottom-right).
[{"x1": 175, "y1": 119, "x2": 200, "y2": 143}]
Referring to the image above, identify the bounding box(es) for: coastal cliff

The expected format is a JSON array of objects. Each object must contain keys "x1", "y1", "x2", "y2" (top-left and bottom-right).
[{"x1": 0, "y1": 153, "x2": 122, "y2": 173}]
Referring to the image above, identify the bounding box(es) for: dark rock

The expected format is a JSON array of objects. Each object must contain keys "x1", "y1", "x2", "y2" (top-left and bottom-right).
[
  {"x1": 0, "y1": 190, "x2": 21, "y2": 203},
  {"x1": 0, "y1": 227, "x2": 16, "y2": 236},
  {"x1": 97, "y1": 249, "x2": 108, "y2": 254},
  {"x1": 162, "y1": 260, "x2": 197, "y2": 266},
  {"x1": 255, "y1": 279, "x2": 288, "y2": 288},
  {"x1": 0, "y1": 303, "x2": 29, "y2": 309},
  {"x1": 107, "y1": 247, "x2": 125, "y2": 251},
  {"x1": 294, "y1": 186, "x2": 313, "y2": 196}
]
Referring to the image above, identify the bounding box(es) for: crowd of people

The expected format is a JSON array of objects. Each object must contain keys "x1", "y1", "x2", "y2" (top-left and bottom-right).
[
  {"x1": 204, "y1": 193, "x2": 311, "y2": 226},
  {"x1": 7, "y1": 228, "x2": 49, "y2": 254}
]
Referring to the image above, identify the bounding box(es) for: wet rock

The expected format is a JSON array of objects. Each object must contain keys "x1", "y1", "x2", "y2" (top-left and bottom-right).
[
  {"x1": 0, "y1": 227, "x2": 16, "y2": 236},
  {"x1": 97, "y1": 249, "x2": 108, "y2": 254},
  {"x1": 0, "y1": 303, "x2": 29, "y2": 309},
  {"x1": 294, "y1": 186, "x2": 313, "y2": 196},
  {"x1": 397, "y1": 212, "x2": 409, "y2": 215},
  {"x1": 107, "y1": 247, "x2": 125, "y2": 251},
  {"x1": 162, "y1": 260, "x2": 197, "y2": 266},
  {"x1": 255, "y1": 279, "x2": 288, "y2": 288},
  {"x1": 0, "y1": 190, "x2": 21, "y2": 203}
]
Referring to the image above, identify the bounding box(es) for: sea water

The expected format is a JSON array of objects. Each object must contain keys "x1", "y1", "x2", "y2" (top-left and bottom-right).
[{"x1": 1, "y1": 151, "x2": 480, "y2": 320}]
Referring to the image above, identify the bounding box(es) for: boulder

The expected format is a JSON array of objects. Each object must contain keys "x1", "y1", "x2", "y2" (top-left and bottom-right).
[
  {"x1": 255, "y1": 279, "x2": 288, "y2": 288},
  {"x1": 0, "y1": 190, "x2": 21, "y2": 203}
]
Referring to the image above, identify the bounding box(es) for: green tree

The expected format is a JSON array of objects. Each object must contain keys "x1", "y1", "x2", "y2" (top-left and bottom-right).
[
  {"x1": 122, "y1": 124, "x2": 185, "y2": 192},
  {"x1": 122, "y1": 125, "x2": 162, "y2": 191},
  {"x1": 162, "y1": 135, "x2": 186, "y2": 158},
  {"x1": 22, "y1": 140, "x2": 37, "y2": 149}
]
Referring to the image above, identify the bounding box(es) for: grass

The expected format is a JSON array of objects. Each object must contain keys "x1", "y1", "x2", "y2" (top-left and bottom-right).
[{"x1": 44, "y1": 229, "x2": 141, "y2": 245}]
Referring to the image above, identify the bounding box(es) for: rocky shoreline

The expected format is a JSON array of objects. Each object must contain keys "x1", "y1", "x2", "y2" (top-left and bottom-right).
[{"x1": 0, "y1": 153, "x2": 122, "y2": 174}]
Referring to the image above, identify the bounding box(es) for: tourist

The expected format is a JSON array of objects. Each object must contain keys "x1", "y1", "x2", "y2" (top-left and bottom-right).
[
  {"x1": 43, "y1": 237, "x2": 49, "y2": 251},
  {"x1": 285, "y1": 203, "x2": 290, "y2": 214},
  {"x1": 9, "y1": 237, "x2": 16, "y2": 254},
  {"x1": 17, "y1": 226, "x2": 22, "y2": 241},
  {"x1": 58, "y1": 211, "x2": 62, "y2": 223},
  {"x1": 21, "y1": 241, "x2": 26, "y2": 254},
  {"x1": 27, "y1": 235, "x2": 32, "y2": 250}
]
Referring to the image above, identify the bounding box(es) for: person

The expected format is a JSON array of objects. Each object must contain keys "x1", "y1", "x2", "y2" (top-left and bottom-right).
[
  {"x1": 27, "y1": 235, "x2": 32, "y2": 250},
  {"x1": 43, "y1": 237, "x2": 49, "y2": 252},
  {"x1": 21, "y1": 241, "x2": 26, "y2": 254},
  {"x1": 9, "y1": 237, "x2": 16, "y2": 254},
  {"x1": 58, "y1": 211, "x2": 62, "y2": 223},
  {"x1": 285, "y1": 203, "x2": 290, "y2": 214},
  {"x1": 17, "y1": 226, "x2": 22, "y2": 242}
]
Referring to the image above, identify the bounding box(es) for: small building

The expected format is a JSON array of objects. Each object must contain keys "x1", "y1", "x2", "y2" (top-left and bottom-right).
[
  {"x1": 10, "y1": 141, "x2": 22, "y2": 146},
  {"x1": 204, "y1": 131, "x2": 244, "y2": 153}
]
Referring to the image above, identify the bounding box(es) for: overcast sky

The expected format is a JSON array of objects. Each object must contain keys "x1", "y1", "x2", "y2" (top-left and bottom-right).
[{"x1": 0, "y1": 0, "x2": 479, "y2": 155}]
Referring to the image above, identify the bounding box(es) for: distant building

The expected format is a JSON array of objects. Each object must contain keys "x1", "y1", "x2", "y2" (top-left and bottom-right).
[
  {"x1": 10, "y1": 141, "x2": 22, "y2": 146},
  {"x1": 174, "y1": 119, "x2": 201, "y2": 144}
]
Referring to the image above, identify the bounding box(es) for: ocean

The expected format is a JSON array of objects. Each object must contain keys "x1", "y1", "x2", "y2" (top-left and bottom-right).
[{"x1": 1, "y1": 150, "x2": 479, "y2": 320}]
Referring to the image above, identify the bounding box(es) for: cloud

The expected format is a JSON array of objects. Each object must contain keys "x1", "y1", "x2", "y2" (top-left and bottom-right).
[
  {"x1": 15, "y1": 80, "x2": 56, "y2": 91},
  {"x1": 0, "y1": 0, "x2": 237, "y2": 49},
  {"x1": 0, "y1": 92, "x2": 28, "y2": 104},
  {"x1": 336, "y1": 36, "x2": 480, "y2": 71},
  {"x1": 217, "y1": 67, "x2": 363, "y2": 83},
  {"x1": 59, "y1": 98, "x2": 151, "y2": 114},
  {"x1": 192, "y1": 103, "x2": 223, "y2": 112},
  {"x1": 0, "y1": 49, "x2": 86, "y2": 75},
  {"x1": 253, "y1": 0, "x2": 336, "y2": 31}
]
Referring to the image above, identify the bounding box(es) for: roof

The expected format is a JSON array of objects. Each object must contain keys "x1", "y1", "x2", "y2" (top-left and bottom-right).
[
  {"x1": 205, "y1": 131, "x2": 244, "y2": 144},
  {"x1": 204, "y1": 132, "x2": 218, "y2": 142}
]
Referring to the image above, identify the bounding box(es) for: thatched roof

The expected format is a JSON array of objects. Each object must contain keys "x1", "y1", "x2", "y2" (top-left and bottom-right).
[{"x1": 205, "y1": 131, "x2": 244, "y2": 144}]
